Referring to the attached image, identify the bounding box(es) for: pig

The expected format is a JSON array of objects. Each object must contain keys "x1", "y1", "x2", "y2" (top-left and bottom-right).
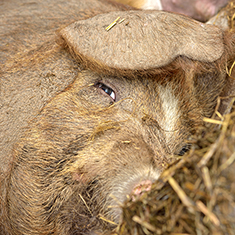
[
  {"x1": 0, "y1": 0, "x2": 133, "y2": 233},
  {"x1": 160, "y1": 0, "x2": 229, "y2": 21},
  {"x1": 114, "y1": 0, "x2": 229, "y2": 21},
  {"x1": 1, "y1": 1, "x2": 235, "y2": 235}
]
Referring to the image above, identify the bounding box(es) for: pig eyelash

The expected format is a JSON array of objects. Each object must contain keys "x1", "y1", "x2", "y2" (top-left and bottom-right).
[{"x1": 95, "y1": 82, "x2": 116, "y2": 101}]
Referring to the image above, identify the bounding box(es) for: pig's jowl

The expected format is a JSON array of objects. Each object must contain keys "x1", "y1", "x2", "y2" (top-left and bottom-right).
[{"x1": 1, "y1": 1, "x2": 235, "y2": 235}]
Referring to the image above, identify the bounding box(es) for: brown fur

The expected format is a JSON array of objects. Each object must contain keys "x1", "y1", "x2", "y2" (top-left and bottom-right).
[
  {"x1": 3, "y1": 46, "x2": 235, "y2": 234},
  {"x1": 0, "y1": 0, "x2": 133, "y2": 175},
  {"x1": 59, "y1": 10, "x2": 225, "y2": 75},
  {"x1": 1, "y1": 1, "x2": 235, "y2": 235},
  {"x1": 1, "y1": 71, "x2": 204, "y2": 234}
]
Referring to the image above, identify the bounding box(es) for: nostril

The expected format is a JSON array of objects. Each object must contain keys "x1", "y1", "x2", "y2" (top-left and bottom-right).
[{"x1": 132, "y1": 179, "x2": 152, "y2": 201}]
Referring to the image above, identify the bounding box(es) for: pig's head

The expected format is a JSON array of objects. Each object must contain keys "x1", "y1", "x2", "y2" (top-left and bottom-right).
[{"x1": 5, "y1": 11, "x2": 235, "y2": 234}]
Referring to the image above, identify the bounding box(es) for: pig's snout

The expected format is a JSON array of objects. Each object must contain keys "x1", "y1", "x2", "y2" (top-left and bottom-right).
[
  {"x1": 132, "y1": 179, "x2": 152, "y2": 196},
  {"x1": 132, "y1": 179, "x2": 152, "y2": 201},
  {"x1": 106, "y1": 163, "x2": 160, "y2": 223}
]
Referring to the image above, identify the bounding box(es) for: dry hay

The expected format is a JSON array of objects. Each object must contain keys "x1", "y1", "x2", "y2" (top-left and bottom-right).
[
  {"x1": 225, "y1": 0, "x2": 235, "y2": 30},
  {"x1": 116, "y1": 98, "x2": 235, "y2": 235}
]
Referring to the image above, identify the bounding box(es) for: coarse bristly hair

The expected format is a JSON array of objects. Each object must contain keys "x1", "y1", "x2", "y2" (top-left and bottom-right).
[{"x1": 1, "y1": 5, "x2": 235, "y2": 235}]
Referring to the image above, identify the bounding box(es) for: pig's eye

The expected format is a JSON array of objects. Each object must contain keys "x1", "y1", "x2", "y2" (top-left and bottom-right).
[
  {"x1": 96, "y1": 82, "x2": 116, "y2": 101},
  {"x1": 178, "y1": 145, "x2": 190, "y2": 156}
]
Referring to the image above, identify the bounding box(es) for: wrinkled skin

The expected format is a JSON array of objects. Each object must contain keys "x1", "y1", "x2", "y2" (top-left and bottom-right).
[{"x1": 1, "y1": 0, "x2": 235, "y2": 235}]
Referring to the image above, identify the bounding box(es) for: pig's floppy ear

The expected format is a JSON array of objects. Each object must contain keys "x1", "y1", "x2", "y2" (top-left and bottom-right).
[{"x1": 59, "y1": 10, "x2": 224, "y2": 76}]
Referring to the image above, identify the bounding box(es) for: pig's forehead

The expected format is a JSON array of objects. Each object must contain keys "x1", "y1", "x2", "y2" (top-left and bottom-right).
[{"x1": 60, "y1": 10, "x2": 224, "y2": 71}]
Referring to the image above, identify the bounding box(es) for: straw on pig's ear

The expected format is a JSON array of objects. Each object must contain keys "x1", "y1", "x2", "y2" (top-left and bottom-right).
[{"x1": 59, "y1": 10, "x2": 224, "y2": 77}]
